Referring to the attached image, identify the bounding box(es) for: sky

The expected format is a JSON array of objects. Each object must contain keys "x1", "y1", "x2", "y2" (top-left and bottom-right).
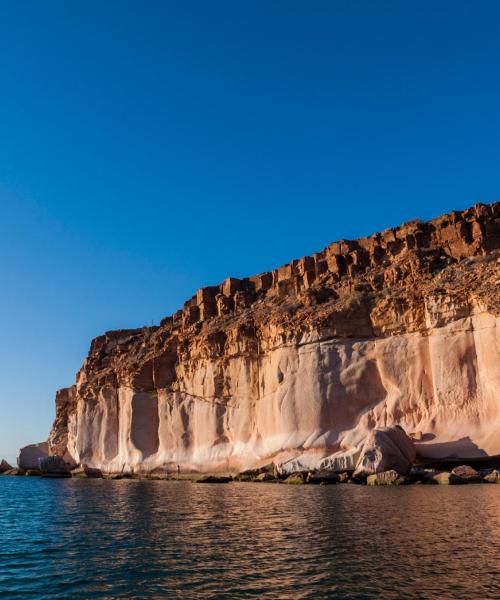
[{"x1": 0, "y1": 1, "x2": 499, "y2": 464}]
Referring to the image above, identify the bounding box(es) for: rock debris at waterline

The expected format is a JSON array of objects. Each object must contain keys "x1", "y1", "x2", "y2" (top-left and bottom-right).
[
  {"x1": 2, "y1": 459, "x2": 500, "y2": 486},
  {"x1": 14, "y1": 202, "x2": 500, "y2": 476}
]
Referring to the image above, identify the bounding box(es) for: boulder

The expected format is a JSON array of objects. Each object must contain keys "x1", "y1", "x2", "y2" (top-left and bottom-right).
[
  {"x1": 338, "y1": 472, "x2": 350, "y2": 483},
  {"x1": 71, "y1": 465, "x2": 103, "y2": 479},
  {"x1": 353, "y1": 426, "x2": 416, "y2": 476},
  {"x1": 0, "y1": 459, "x2": 13, "y2": 473},
  {"x1": 432, "y1": 471, "x2": 452, "y2": 485},
  {"x1": 366, "y1": 470, "x2": 407, "y2": 486},
  {"x1": 483, "y1": 470, "x2": 500, "y2": 483},
  {"x1": 306, "y1": 471, "x2": 339, "y2": 484},
  {"x1": 432, "y1": 467, "x2": 483, "y2": 485},
  {"x1": 140, "y1": 467, "x2": 171, "y2": 480},
  {"x1": 255, "y1": 472, "x2": 276, "y2": 482},
  {"x1": 282, "y1": 473, "x2": 305, "y2": 484},
  {"x1": 18, "y1": 442, "x2": 48, "y2": 470},
  {"x1": 39, "y1": 455, "x2": 70, "y2": 477},
  {"x1": 236, "y1": 463, "x2": 278, "y2": 481},
  {"x1": 319, "y1": 448, "x2": 359, "y2": 473},
  {"x1": 276, "y1": 457, "x2": 315, "y2": 476},
  {"x1": 25, "y1": 469, "x2": 41, "y2": 476},
  {"x1": 450, "y1": 465, "x2": 481, "y2": 484}
]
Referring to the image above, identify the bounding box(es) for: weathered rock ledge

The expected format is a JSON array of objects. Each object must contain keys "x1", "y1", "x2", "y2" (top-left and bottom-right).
[{"x1": 17, "y1": 202, "x2": 500, "y2": 476}]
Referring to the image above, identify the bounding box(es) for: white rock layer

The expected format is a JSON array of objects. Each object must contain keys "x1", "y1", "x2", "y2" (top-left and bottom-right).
[{"x1": 63, "y1": 310, "x2": 499, "y2": 473}]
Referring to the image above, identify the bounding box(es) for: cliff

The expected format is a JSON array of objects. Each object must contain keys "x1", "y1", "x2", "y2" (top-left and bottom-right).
[{"x1": 42, "y1": 202, "x2": 499, "y2": 474}]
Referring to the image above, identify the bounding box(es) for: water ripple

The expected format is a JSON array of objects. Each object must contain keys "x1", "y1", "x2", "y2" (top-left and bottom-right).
[{"x1": 0, "y1": 478, "x2": 499, "y2": 598}]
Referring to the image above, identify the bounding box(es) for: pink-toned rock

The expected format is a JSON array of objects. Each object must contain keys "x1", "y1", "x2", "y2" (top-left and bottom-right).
[
  {"x1": 20, "y1": 203, "x2": 500, "y2": 474},
  {"x1": 483, "y1": 470, "x2": 500, "y2": 483},
  {"x1": 354, "y1": 427, "x2": 416, "y2": 476},
  {"x1": 18, "y1": 442, "x2": 48, "y2": 471},
  {"x1": 450, "y1": 465, "x2": 481, "y2": 484}
]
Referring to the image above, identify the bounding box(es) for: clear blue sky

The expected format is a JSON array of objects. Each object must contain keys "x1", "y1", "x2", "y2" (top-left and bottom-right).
[{"x1": 1, "y1": 1, "x2": 499, "y2": 463}]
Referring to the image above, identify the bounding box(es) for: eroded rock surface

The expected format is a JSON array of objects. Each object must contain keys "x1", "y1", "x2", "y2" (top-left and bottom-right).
[
  {"x1": 353, "y1": 427, "x2": 416, "y2": 476},
  {"x1": 24, "y1": 202, "x2": 500, "y2": 474},
  {"x1": 18, "y1": 442, "x2": 48, "y2": 471}
]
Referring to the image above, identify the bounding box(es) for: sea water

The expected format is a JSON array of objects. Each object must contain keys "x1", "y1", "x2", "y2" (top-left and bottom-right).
[{"x1": 0, "y1": 477, "x2": 499, "y2": 598}]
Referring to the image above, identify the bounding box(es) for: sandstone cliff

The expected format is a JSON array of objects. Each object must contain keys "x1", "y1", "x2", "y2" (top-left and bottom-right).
[{"x1": 41, "y1": 202, "x2": 500, "y2": 474}]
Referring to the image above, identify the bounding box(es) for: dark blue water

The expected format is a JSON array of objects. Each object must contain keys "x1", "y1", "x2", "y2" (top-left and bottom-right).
[{"x1": 0, "y1": 477, "x2": 499, "y2": 599}]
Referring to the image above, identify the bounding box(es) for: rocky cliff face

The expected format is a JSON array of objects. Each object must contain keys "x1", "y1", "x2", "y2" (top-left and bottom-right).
[{"x1": 45, "y1": 202, "x2": 499, "y2": 473}]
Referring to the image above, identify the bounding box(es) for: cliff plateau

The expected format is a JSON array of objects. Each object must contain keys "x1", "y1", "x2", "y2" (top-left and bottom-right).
[{"x1": 25, "y1": 203, "x2": 500, "y2": 474}]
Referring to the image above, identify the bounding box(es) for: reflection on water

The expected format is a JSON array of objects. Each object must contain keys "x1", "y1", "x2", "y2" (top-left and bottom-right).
[{"x1": 0, "y1": 478, "x2": 499, "y2": 598}]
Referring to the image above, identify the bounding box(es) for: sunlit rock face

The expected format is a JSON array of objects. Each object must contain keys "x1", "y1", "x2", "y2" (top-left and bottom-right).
[
  {"x1": 18, "y1": 442, "x2": 48, "y2": 470},
  {"x1": 41, "y1": 203, "x2": 499, "y2": 473},
  {"x1": 353, "y1": 427, "x2": 416, "y2": 476}
]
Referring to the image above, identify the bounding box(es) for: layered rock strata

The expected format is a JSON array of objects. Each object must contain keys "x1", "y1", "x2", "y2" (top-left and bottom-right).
[{"x1": 29, "y1": 202, "x2": 500, "y2": 474}]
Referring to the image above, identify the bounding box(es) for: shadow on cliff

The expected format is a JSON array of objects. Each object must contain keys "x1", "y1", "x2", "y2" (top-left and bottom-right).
[{"x1": 416, "y1": 436, "x2": 488, "y2": 460}]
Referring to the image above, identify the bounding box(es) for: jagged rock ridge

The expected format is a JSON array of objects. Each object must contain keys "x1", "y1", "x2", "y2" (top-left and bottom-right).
[{"x1": 35, "y1": 202, "x2": 500, "y2": 473}]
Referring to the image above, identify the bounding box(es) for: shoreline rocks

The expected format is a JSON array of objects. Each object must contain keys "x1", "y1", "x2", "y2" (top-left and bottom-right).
[
  {"x1": 195, "y1": 475, "x2": 232, "y2": 484},
  {"x1": 2, "y1": 462, "x2": 499, "y2": 486},
  {"x1": 367, "y1": 470, "x2": 408, "y2": 486},
  {"x1": 483, "y1": 470, "x2": 500, "y2": 483},
  {"x1": 354, "y1": 427, "x2": 416, "y2": 477},
  {"x1": 39, "y1": 455, "x2": 70, "y2": 478},
  {"x1": 0, "y1": 459, "x2": 13, "y2": 474},
  {"x1": 283, "y1": 474, "x2": 306, "y2": 485},
  {"x1": 450, "y1": 465, "x2": 481, "y2": 484},
  {"x1": 4, "y1": 468, "x2": 25, "y2": 476},
  {"x1": 255, "y1": 472, "x2": 277, "y2": 482},
  {"x1": 234, "y1": 463, "x2": 278, "y2": 481},
  {"x1": 431, "y1": 466, "x2": 486, "y2": 485},
  {"x1": 17, "y1": 442, "x2": 48, "y2": 471},
  {"x1": 306, "y1": 471, "x2": 340, "y2": 485},
  {"x1": 70, "y1": 464, "x2": 103, "y2": 479}
]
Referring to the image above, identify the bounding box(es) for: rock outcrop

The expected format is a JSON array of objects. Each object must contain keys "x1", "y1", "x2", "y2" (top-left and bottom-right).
[
  {"x1": 449, "y1": 465, "x2": 481, "y2": 484},
  {"x1": 70, "y1": 464, "x2": 102, "y2": 478},
  {"x1": 39, "y1": 455, "x2": 70, "y2": 477},
  {"x1": 21, "y1": 202, "x2": 500, "y2": 474},
  {"x1": 18, "y1": 442, "x2": 48, "y2": 471},
  {"x1": 353, "y1": 427, "x2": 416, "y2": 476},
  {"x1": 0, "y1": 459, "x2": 13, "y2": 473},
  {"x1": 483, "y1": 470, "x2": 500, "y2": 483},
  {"x1": 366, "y1": 470, "x2": 408, "y2": 486}
]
